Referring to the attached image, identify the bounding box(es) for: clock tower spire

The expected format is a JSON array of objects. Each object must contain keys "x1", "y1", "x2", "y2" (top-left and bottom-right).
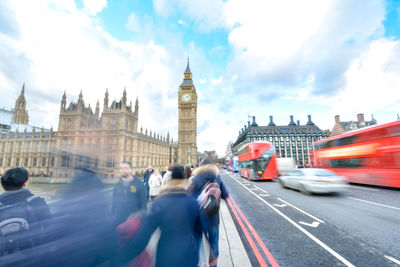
[{"x1": 178, "y1": 59, "x2": 197, "y2": 165}]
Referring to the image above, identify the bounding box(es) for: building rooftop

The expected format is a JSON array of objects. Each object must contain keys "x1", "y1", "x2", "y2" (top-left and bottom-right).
[{"x1": 233, "y1": 115, "x2": 325, "y2": 148}]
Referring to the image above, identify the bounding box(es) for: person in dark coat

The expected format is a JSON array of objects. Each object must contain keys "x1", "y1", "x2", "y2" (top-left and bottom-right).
[
  {"x1": 42, "y1": 167, "x2": 116, "y2": 267},
  {"x1": 143, "y1": 165, "x2": 154, "y2": 201},
  {"x1": 115, "y1": 165, "x2": 203, "y2": 267},
  {"x1": 112, "y1": 162, "x2": 146, "y2": 226},
  {"x1": 0, "y1": 168, "x2": 51, "y2": 266},
  {"x1": 188, "y1": 157, "x2": 228, "y2": 267},
  {"x1": 0, "y1": 167, "x2": 51, "y2": 225}
]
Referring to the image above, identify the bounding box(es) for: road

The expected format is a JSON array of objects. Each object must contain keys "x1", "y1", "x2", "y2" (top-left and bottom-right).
[{"x1": 219, "y1": 170, "x2": 400, "y2": 266}]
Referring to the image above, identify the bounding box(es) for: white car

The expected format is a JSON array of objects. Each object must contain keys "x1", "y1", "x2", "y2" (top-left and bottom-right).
[{"x1": 279, "y1": 168, "x2": 348, "y2": 194}]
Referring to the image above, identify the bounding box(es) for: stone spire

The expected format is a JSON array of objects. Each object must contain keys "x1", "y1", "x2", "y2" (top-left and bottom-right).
[
  {"x1": 184, "y1": 57, "x2": 192, "y2": 80},
  {"x1": 61, "y1": 91, "x2": 67, "y2": 111},
  {"x1": 12, "y1": 83, "x2": 29, "y2": 124},
  {"x1": 104, "y1": 88, "x2": 109, "y2": 111},
  {"x1": 122, "y1": 87, "x2": 127, "y2": 108},
  {"x1": 95, "y1": 99, "x2": 100, "y2": 117},
  {"x1": 135, "y1": 96, "x2": 139, "y2": 116},
  {"x1": 77, "y1": 90, "x2": 84, "y2": 110}
]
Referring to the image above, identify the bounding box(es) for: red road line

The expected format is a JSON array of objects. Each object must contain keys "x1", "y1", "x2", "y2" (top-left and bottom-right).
[
  {"x1": 229, "y1": 194, "x2": 280, "y2": 267},
  {"x1": 226, "y1": 197, "x2": 268, "y2": 267}
]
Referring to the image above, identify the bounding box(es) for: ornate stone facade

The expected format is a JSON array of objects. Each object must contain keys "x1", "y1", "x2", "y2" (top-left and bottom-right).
[
  {"x1": 0, "y1": 88, "x2": 177, "y2": 179},
  {"x1": 0, "y1": 62, "x2": 199, "y2": 179}
]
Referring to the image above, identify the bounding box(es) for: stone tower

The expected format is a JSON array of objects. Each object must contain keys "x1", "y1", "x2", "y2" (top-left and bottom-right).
[
  {"x1": 12, "y1": 83, "x2": 29, "y2": 125},
  {"x1": 178, "y1": 59, "x2": 198, "y2": 165}
]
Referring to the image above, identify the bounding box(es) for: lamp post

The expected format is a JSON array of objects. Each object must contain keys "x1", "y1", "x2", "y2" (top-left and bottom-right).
[{"x1": 188, "y1": 147, "x2": 191, "y2": 165}]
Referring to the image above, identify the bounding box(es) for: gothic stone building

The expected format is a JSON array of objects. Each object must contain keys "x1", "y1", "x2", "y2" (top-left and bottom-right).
[
  {"x1": 0, "y1": 62, "x2": 198, "y2": 179},
  {"x1": 232, "y1": 115, "x2": 327, "y2": 166}
]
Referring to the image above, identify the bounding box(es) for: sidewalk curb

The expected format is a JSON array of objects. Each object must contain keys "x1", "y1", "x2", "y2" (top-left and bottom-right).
[{"x1": 220, "y1": 200, "x2": 252, "y2": 267}]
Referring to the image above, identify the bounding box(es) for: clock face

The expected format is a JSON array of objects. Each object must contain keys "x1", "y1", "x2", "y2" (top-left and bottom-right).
[{"x1": 181, "y1": 93, "x2": 191, "y2": 103}]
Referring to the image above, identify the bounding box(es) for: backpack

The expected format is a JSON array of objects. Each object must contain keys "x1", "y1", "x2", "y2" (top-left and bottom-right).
[
  {"x1": 197, "y1": 180, "x2": 221, "y2": 216},
  {"x1": 0, "y1": 195, "x2": 38, "y2": 257}
]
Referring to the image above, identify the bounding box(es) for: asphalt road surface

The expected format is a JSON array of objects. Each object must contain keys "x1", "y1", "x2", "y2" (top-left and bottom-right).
[{"x1": 220, "y1": 170, "x2": 400, "y2": 267}]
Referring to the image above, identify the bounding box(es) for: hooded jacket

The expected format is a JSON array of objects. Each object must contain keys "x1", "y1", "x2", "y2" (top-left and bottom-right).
[{"x1": 188, "y1": 164, "x2": 228, "y2": 226}]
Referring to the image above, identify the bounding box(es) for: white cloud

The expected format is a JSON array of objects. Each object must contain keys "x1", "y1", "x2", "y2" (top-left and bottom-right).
[
  {"x1": 83, "y1": 0, "x2": 107, "y2": 15},
  {"x1": 178, "y1": 19, "x2": 187, "y2": 26},
  {"x1": 211, "y1": 76, "x2": 223, "y2": 86},
  {"x1": 331, "y1": 38, "x2": 400, "y2": 115},
  {"x1": 153, "y1": 0, "x2": 226, "y2": 32},
  {"x1": 224, "y1": 0, "x2": 386, "y2": 93},
  {"x1": 126, "y1": 12, "x2": 141, "y2": 32},
  {"x1": 0, "y1": 0, "x2": 187, "y2": 140}
]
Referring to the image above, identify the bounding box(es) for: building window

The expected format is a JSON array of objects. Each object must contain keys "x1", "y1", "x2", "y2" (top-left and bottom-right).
[
  {"x1": 35, "y1": 143, "x2": 39, "y2": 152},
  {"x1": 7, "y1": 157, "x2": 11, "y2": 166},
  {"x1": 18, "y1": 142, "x2": 22, "y2": 152},
  {"x1": 51, "y1": 157, "x2": 55, "y2": 167},
  {"x1": 16, "y1": 157, "x2": 20, "y2": 166},
  {"x1": 24, "y1": 158, "x2": 29, "y2": 167},
  {"x1": 1, "y1": 143, "x2": 5, "y2": 152},
  {"x1": 111, "y1": 119, "x2": 117, "y2": 128},
  {"x1": 0, "y1": 158, "x2": 2, "y2": 166},
  {"x1": 26, "y1": 142, "x2": 30, "y2": 152},
  {"x1": 43, "y1": 142, "x2": 48, "y2": 152},
  {"x1": 107, "y1": 158, "x2": 115, "y2": 168},
  {"x1": 94, "y1": 159, "x2": 99, "y2": 167},
  {"x1": 33, "y1": 158, "x2": 37, "y2": 167},
  {"x1": 42, "y1": 157, "x2": 46, "y2": 167},
  {"x1": 66, "y1": 119, "x2": 72, "y2": 129},
  {"x1": 8, "y1": 143, "x2": 13, "y2": 153},
  {"x1": 61, "y1": 156, "x2": 70, "y2": 167}
]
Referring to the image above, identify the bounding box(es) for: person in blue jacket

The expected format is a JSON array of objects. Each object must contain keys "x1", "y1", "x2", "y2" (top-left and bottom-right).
[
  {"x1": 115, "y1": 165, "x2": 203, "y2": 267},
  {"x1": 188, "y1": 157, "x2": 228, "y2": 267}
]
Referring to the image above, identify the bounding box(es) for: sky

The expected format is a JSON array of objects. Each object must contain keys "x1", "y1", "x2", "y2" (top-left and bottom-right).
[{"x1": 0, "y1": 0, "x2": 400, "y2": 156}]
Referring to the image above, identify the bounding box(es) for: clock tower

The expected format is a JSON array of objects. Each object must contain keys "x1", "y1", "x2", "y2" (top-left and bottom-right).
[{"x1": 178, "y1": 59, "x2": 198, "y2": 165}]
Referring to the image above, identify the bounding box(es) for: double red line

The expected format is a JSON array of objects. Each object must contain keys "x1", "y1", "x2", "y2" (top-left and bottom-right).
[{"x1": 226, "y1": 194, "x2": 279, "y2": 267}]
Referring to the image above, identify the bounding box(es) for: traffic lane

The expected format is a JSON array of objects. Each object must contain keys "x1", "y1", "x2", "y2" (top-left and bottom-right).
[
  {"x1": 346, "y1": 183, "x2": 400, "y2": 209},
  {"x1": 220, "y1": 172, "x2": 350, "y2": 267},
  {"x1": 233, "y1": 173, "x2": 400, "y2": 261},
  {"x1": 220, "y1": 171, "x2": 396, "y2": 267}
]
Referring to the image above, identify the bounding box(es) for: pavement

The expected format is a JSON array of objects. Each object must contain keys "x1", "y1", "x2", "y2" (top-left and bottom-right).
[{"x1": 218, "y1": 200, "x2": 252, "y2": 267}]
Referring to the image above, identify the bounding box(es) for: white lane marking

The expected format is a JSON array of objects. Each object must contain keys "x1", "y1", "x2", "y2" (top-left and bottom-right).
[
  {"x1": 259, "y1": 193, "x2": 270, "y2": 197},
  {"x1": 385, "y1": 255, "x2": 400, "y2": 265},
  {"x1": 349, "y1": 185, "x2": 379, "y2": 192},
  {"x1": 277, "y1": 198, "x2": 325, "y2": 224},
  {"x1": 251, "y1": 187, "x2": 259, "y2": 191},
  {"x1": 273, "y1": 204, "x2": 287, "y2": 208},
  {"x1": 299, "y1": 221, "x2": 320, "y2": 228},
  {"x1": 347, "y1": 197, "x2": 400, "y2": 211},
  {"x1": 249, "y1": 183, "x2": 326, "y2": 224},
  {"x1": 228, "y1": 175, "x2": 355, "y2": 267}
]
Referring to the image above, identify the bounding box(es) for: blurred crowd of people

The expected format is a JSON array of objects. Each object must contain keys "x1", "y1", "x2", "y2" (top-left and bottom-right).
[{"x1": 0, "y1": 157, "x2": 228, "y2": 267}]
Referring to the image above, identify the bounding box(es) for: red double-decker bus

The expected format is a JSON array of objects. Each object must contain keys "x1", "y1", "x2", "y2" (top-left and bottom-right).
[
  {"x1": 237, "y1": 141, "x2": 278, "y2": 180},
  {"x1": 312, "y1": 120, "x2": 400, "y2": 188}
]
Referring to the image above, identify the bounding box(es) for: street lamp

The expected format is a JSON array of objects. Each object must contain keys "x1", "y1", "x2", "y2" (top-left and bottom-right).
[{"x1": 188, "y1": 147, "x2": 191, "y2": 165}]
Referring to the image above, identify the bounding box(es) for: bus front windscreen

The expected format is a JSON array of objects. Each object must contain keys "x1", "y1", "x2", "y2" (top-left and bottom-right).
[{"x1": 252, "y1": 146, "x2": 276, "y2": 178}]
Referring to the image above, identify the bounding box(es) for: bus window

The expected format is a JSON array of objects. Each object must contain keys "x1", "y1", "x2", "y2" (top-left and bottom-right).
[
  {"x1": 387, "y1": 125, "x2": 400, "y2": 137},
  {"x1": 330, "y1": 158, "x2": 364, "y2": 168},
  {"x1": 337, "y1": 135, "x2": 356, "y2": 146}
]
